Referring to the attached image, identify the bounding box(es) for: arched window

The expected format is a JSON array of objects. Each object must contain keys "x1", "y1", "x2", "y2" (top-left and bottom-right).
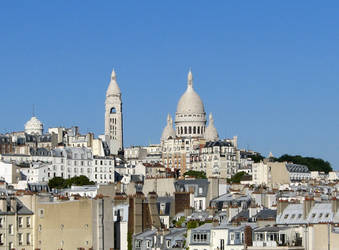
[
  {"x1": 184, "y1": 127, "x2": 187, "y2": 134},
  {"x1": 110, "y1": 107, "x2": 116, "y2": 114},
  {"x1": 197, "y1": 127, "x2": 200, "y2": 134},
  {"x1": 193, "y1": 127, "x2": 196, "y2": 134},
  {"x1": 189, "y1": 127, "x2": 192, "y2": 134},
  {"x1": 181, "y1": 127, "x2": 183, "y2": 134}
]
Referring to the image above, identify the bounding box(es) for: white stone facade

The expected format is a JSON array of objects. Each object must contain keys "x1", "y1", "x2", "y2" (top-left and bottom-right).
[
  {"x1": 24, "y1": 116, "x2": 43, "y2": 135},
  {"x1": 105, "y1": 69, "x2": 123, "y2": 155}
]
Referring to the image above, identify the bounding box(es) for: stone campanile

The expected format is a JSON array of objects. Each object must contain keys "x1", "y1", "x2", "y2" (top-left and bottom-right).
[{"x1": 105, "y1": 69, "x2": 123, "y2": 155}]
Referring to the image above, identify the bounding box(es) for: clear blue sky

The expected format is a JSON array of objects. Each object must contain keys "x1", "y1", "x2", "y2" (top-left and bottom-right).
[{"x1": 0, "y1": 1, "x2": 338, "y2": 169}]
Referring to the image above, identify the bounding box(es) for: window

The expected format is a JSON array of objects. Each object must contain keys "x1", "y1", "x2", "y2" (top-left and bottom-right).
[
  {"x1": 0, "y1": 218, "x2": 3, "y2": 228},
  {"x1": 220, "y1": 239, "x2": 225, "y2": 250},
  {"x1": 26, "y1": 233, "x2": 31, "y2": 245},
  {"x1": 312, "y1": 213, "x2": 316, "y2": 218},
  {"x1": 39, "y1": 209, "x2": 44, "y2": 217},
  {"x1": 18, "y1": 233, "x2": 23, "y2": 245},
  {"x1": 9, "y1": 224, "x2": 13, "y2": 234},
  {"x1": 18, "y1": 217, "x2": 23, "y2": 227},
  {"x1": 110, "y1": 107, "x2": 116, "y2": 114},
  {"x1": 135, "y1": 240, "x2": 141, "y2": 248},
  {"x1": 284, "y1": 214, "x2": 289, "y2": 219},
  {"x1": 38, "y1": 224, "x2": 42, "y2": 232},
  {"x1": 230, "y1": 233, "x2": 234, "y2": 240}
]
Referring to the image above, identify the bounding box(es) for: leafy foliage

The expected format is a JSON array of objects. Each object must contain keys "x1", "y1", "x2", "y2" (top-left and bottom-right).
[
  {"x1": 248, "y1": 153, "x2": 265, "y2": 163},
  {"x1": 187, "y1": 220, "x2": 207, "y2": 229},
  {"x1": 48, "y1": 175, "x2": 95, "y2": 189},
  {"x1": 276, "y1": 154, "x2": 332, "y2": 173},
  {"x1": 183, "y1": 170, "x2": 207, "y2": 179},
  {"x1": 227, "y1": 171, "x2": 246, "y2": 183},
  {"x1": 187, "y1": 220, "x2": 199, "y2": 229},
  {"x1": 175, "y1": 216, "x2": 186, "y2": 227}
]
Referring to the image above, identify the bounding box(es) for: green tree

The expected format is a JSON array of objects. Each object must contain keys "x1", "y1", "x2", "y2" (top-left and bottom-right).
[
  {"x1": 248, "y1": 153, "x2": 265, "y2": 163},
  {"x1": 228, "y1": 171, "x2": 246, "y2": 183},
  {"x1": 48, "y1": 176, "x2": 95, "y2": 189},
  {"x1": 183, "y1": 170, "x2": 207, "y2": 179},
  {"x1": 276, "y1": 154, "x2": 332, "y2": 173},
  {"x1": 175, "y1": 216, "x2": 186, "y2": 227},
  {"x1": 48, "y1": 177, "x2": 66, "y2": 189},
  {"x1": 187, "y1": 220, "x2": 198, "y2": 229}
]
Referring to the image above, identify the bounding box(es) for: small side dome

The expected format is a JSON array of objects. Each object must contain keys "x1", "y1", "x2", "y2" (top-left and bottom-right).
[
  {"x1": 106, "y1": 69, "x2": 121, "y2": 96},
  {"x1": 204, "y1": 113, "x2": 219, "y2": 141},
  {"x1": 25, "y1": 116, "x2": 43, "y2": 135},
  {"x1": 161, "y1": 114, "x2": 176, "y2": 141}
]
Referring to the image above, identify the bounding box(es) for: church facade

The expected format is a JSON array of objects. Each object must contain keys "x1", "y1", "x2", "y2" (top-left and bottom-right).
[{"x1": 160, "y1": 71, "x2": 239, "y2": 177}]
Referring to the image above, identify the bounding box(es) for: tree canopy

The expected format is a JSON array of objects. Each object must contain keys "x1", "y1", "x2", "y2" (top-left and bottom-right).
[
  {"x1": 249, "y1": 153, "x2": 332, "y2": 173},
  {"x1": 248, "y1": 153, "x2": 265, "y2": 163},
  {"x1": 183, "y1": 170, "x2": 207, "y2": 179},
  {"x1": 227, "y1": 171, "x2": 246, "y2": 183},
  {"x1": 276, "y1": 154, "x2": 332, "y2": 173},
  {"x1": 48, "y1": 175, "x2": 95, "y2": 189}
]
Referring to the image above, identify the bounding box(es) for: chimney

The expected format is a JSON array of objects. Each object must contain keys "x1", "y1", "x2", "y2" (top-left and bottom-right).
[
  {"x1": 244, "y1": 225, "x2": 253, "y2": 247},
  {"x1": 249, "y1": 206, "x2": 258, "y2": 218},
  {"x1": 184, "y1": 207, "x2": 193, "y2": 217},
  {"x1": 10, "y1": 197, "x2": 17, "y2": 212},
  {"x1": 0, "y1": 198, "x2": 7, "y2": 212},
  {"x1": 331, "y1": 197, "x2": 339, "y2": 214},
  {"x1": 277, "y1": 199, "x2": 289, "y2": 215},
  {"x1": 212, "y1": 219, "x2": 219, "y2": 227},
  {"x1": 303, "y1": 196, "x2": 315, "y2": 219},
  {"x1": 206, "y1": 206, "x2": 217, "y2": 216}
]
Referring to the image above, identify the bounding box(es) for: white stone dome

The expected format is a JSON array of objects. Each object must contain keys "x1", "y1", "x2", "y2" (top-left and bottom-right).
[
  {"x1": 204, "y1": 113, "x2": 219, "y2": 141},
  {"x1": 25, "y1": 116, "x2": 43, "y2": 135},
  {"x1": 176, "y1": 71, "x2": 205, "y2": 114},
  {"x1": 161, "y1": 114, "x2": 176, "y2": 141},
  {"x1": 174, "y1": 71, "x2": 207, "y2": 139},
  {"x1": 106, "y1": 69, "x2": 121, "y2": 96}
]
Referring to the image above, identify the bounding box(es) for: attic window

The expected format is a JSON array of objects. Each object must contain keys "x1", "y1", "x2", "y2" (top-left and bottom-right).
[
  {"x1": 284, "y1": 214, "x2": 289, "y2": 219},
  {"x1": 326, "y1": 213, "x2": 330, "y2": 218},
  {"x1": 298, "y1": 214, "x2": 302, "y2": 219},
  {"x1": 319, "y1": 213, "x2": 323, "y2": 218},
  {"x1": 312, "y1": 213, "x2": 316, "y2": 218},
  {"x1": 291, "y1": 214, "x2": 295, "y2": 219}
]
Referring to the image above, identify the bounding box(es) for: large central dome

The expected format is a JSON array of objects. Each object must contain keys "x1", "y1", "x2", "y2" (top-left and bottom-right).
[
  {"x1": 175, "y1": 71, "x2": 206, "y2": 138},
  {"x1": 176, "y1": 71, "x2": 205, "y2": 114}
]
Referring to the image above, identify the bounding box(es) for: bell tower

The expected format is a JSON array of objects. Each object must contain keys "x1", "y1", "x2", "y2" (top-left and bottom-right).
[{"x1": 105, "y1": 69, "x2": 123, "y2": 155}]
